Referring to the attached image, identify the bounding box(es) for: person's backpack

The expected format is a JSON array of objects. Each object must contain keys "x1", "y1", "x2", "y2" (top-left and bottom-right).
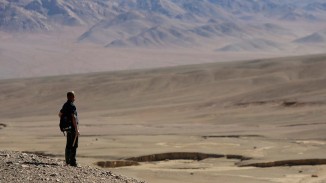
[
  {"x1": 59, "y1": 103, "x2": 72, "y2": 133},
  {"x1": 59, "y1": 115, "x2": 70, "y2": 132}
]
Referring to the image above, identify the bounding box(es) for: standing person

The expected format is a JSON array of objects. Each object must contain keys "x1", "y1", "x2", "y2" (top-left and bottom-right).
[{"x1": 58, "y1": 91, "x2": 80, "y2": 167}]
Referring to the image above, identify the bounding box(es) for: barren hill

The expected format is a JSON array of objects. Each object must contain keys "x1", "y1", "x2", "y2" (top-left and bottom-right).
[
  {"x1": 1, "y1": 53, "x2": 326, "y2": 123},
  {"x1": 294, "y1": 30, "x2": 326, "y2": 44},
  {"x1": 216, "y1": 38, "x2": 285, "y2": 52}
]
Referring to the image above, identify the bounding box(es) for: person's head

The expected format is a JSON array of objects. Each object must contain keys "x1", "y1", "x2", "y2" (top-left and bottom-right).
[{"x1": 67, "y1": 91, "x2": 75, "y2": 102}]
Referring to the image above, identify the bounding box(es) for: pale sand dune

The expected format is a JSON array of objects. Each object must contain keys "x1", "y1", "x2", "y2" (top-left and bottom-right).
[{"x1": 1, "y1": 54, "x2": 326, "y2": 182}]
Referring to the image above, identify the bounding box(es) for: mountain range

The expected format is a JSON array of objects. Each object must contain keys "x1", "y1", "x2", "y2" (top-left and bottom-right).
[{"x1": 1, "y1": 0, "x2": 326, "y2": 49}]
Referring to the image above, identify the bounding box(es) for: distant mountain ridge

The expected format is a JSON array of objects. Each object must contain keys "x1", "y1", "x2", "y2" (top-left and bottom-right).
[
  {"x1": 0, "y1": 0, "x2": 117, "y2": 31},
  {"x1": 217, "y1": 38, "x2": 285, "y2": 52},
  {"x1": 1, "y1": 0, "x2": 326, "y2": 48},
  {"x1": 294, "y1": 30, "x2": 326, "y2": 44}
]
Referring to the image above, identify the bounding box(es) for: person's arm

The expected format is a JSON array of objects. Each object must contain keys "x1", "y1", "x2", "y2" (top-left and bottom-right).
[
  {"x1": 58, "y1": 112, "x2": 63, "y2": 118},
  {"x1": 72, "y1": 114, "x2": 80, "y2": 135}
]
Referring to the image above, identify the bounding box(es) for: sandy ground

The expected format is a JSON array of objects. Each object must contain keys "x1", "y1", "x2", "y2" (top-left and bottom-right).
[{"x1": 1, "y1": 53, "x2": 326, "y2": 182}]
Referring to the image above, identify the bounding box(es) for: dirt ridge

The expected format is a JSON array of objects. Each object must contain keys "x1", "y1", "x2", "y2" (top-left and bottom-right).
[{"x1": 0, "y1": 150, "x2": 145, "y2": 183}]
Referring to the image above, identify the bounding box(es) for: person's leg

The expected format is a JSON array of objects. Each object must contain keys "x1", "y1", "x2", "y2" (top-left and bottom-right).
[
  {"x1": 69, "y1": 131, "x2": 78, "y2": 166},
  {"x1": 65, "y1": 132, "x2": 73, "y2": 165}
]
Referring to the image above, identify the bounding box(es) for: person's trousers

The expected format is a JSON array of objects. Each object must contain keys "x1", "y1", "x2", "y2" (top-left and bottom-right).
[{"x1": 65, "y1": 131, "x2": 78, "y2": 165}]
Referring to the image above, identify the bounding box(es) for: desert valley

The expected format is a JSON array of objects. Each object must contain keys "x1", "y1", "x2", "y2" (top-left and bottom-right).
[
  {"x1": 2, "y1": 54, "x2": 326, "y2": 182},
  {"x1": 1, "y1": 0, "x2": 326, "y2": 183}
]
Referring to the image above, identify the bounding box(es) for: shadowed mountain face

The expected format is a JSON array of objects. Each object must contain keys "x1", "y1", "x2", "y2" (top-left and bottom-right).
[
  {"x1": 216, "y1": 38, "x2": 285, "y2": 52},
  {"x1": 294, "y1": 30, "x2": 326, "y2": 44},
  {"x1": 1, "y1": 0, "x2": 326, "y2": 46},
  {"x1": 79, "y1": 0, "x2": 326, "y2": 48},
  {"x1": 0, "y1": 0, "x2": 117, "y2": 31}
]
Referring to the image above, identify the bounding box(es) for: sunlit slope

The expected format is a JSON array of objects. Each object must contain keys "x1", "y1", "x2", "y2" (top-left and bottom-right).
[{"x1": 1, "y1": 54, "x2": 326, "y2": 122}]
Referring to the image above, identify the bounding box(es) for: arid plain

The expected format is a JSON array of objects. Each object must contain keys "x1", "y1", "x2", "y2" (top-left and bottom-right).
[{"x1": 1, "y1": 54, "x2": 326, "y2": 182}]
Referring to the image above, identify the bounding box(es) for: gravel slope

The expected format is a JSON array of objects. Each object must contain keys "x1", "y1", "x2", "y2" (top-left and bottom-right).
[{"x1": 0, "y1": 151, "x2": 146, "y2": 183}]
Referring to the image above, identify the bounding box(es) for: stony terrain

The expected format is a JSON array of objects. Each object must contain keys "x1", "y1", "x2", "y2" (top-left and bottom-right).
[{"x1": 0, "y1": 151, "x2": 145, "y2": 183}]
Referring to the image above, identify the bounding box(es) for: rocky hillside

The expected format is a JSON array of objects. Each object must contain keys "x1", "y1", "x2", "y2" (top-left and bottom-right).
[
  {"x1": 0, "y1": 150, "x2": 145, "y2": 183},
  {"x1": 0, "y1": 0, "x2": 116, "y2": 31},
  {"x1": 1, "y1": 0, "x2": 326, "y2": 47}
]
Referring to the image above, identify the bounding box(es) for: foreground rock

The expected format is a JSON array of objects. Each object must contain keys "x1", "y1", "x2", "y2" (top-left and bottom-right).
[{"x1": 0, "y1": 150, "x2": 145, "y2": 183}]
